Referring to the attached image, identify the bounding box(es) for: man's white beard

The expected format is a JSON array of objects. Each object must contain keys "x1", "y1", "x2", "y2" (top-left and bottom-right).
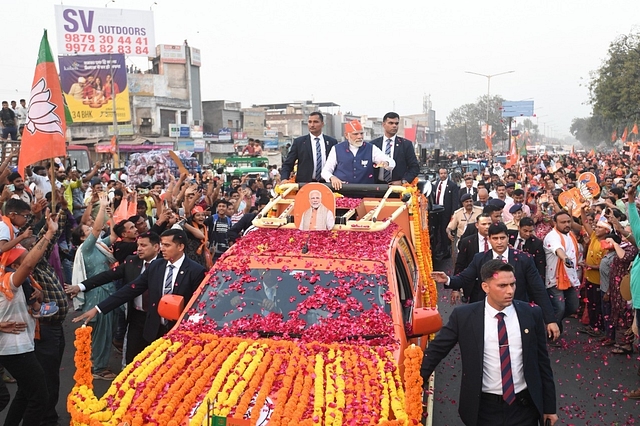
[{"x1": 348, "y1": 139, "x2": 363, "y2": 148}]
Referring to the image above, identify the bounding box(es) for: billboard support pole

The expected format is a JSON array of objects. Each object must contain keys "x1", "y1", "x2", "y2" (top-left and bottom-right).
[{"x1": 109, "y1": 54, "x2": 120, "y2": 168}]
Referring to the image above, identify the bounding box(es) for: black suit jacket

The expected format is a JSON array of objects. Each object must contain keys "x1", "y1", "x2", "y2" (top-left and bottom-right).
[
  {"x1": 83, "y1": 254, "x2": 149, "y2": 292},
  {"x1": 370, "y1": 136, "x2": 420, "y2": 183},
  {"x1": 447, "y1": 249, "x2": 555, "y2": 325},
  {"x1": 280, "y1": 134, "x2": 338, "y2": 182},
  {"x1": 431, "y1": 179, "x2": 460, "y2": 218},
  {"x1": 459, "y1": 186, "x2": 478, "y2": 201},
  {"x1": 508, "y1": 230, "x2": 546, "y2": 281},
  {"x1": 460, "y1": 223, "x2": 477, "y2": 241},
  {"x1": 97, "y1": 255, "x2": 207, "y2": 342},
  {"x1": 421, "y1": 300, "x2": 556, "y2": 426},
  {"x1": 455, "y1": 233, "x2": 480, "y2": 275}
]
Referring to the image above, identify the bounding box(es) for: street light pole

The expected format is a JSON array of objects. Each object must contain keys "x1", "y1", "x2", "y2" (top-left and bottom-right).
[{"x1": 465, "y1": 70, "x2": 515, "y2": 153}]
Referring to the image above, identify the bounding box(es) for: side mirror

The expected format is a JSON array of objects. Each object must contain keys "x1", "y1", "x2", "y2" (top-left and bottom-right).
[
  {"x1": 158, "y1": 294, "x2": 185, "y2": 322},
  {"x1": 410, "y1": 307, "x2": 442, "y2": 336}
]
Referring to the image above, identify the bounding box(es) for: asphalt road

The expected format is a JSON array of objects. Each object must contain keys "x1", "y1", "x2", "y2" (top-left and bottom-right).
[{"x1": 1, "y1": 257, "x2": 639, "y2": 425}]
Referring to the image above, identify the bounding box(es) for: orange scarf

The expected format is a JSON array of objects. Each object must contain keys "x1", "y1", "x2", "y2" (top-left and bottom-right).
[{"x1": 554, "y1": 228, "x2": 579, "y2": 290}]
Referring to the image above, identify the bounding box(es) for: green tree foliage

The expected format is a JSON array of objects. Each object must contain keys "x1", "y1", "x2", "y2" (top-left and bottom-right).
[
  {"x1": 588, "y1": 32, "x2": 640, "y2": 127},
  {"x1": 570, "y1": 115, "x2": 611, "y2": 147},
  {"x1": 445, "y1": 95, "x2": 507, "y2": 151}
]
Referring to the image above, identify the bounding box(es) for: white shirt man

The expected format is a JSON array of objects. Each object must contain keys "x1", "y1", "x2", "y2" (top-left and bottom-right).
[{"x1": 543, "y1": 230, "x2": 580, "y2": 289}]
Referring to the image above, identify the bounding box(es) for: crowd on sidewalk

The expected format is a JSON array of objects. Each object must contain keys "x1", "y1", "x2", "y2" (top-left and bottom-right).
[{"x1": 433, "y1": 147, "x2": 640, "y2": 400}]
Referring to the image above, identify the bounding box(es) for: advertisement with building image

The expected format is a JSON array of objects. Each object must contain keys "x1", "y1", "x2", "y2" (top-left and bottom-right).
[{"x1": 58, "y1": 53, "x2": 131, "y2": 123}]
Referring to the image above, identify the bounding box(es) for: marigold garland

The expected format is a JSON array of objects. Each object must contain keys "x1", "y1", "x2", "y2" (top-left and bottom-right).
[
  {"x1": 409, "y1": 187, "x2": 438, "y2": 309},
  {"x1": 403, "y1": 344, "x2": 424, "y2": 422},
  {"x1": 69, "y1": 329, "x2": 423, "y2": 426}
]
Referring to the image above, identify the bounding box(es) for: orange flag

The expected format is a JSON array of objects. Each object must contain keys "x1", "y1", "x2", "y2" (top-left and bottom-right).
[
  {"x1": 506, "y1": 137, "x2": 518, "y2": 168},
  {"x1": 621, "y1": 127, "x2": 628, "y2": 142},
  {"x1": 484, "y1": 131, "x2": 494, "y2": 151},
  {"x1": 632, "y1": 123, "x2": 639, "y2": 135},
  {"x1": 611, "y1": 129, "x2": 618, "y2": 142},
  {"x1": 570, "y1": 145, "x2": 576, "y2": 158},
  {"x1": 110, "y1": 135, "x2": 117, "y2": 154},
  {"x1": 18, "y1": 30, "x2": 67, "y2": 177},
  {"x1": 588, "y1": 149, "x2": 596, "y2": 158}
]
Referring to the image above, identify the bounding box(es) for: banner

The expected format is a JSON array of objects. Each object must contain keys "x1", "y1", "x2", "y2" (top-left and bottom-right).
[
  {"x1": 58, "y1": 54, "x2": 131, "y2": 123},
  {"x1": 54, "y1": 5, "x2": 155, "y2": 56}
]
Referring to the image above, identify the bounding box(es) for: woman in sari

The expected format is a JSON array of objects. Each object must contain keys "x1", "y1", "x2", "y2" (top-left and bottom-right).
[{"x1": 70, "y1": 194, "x2": 118, "y2": 380}]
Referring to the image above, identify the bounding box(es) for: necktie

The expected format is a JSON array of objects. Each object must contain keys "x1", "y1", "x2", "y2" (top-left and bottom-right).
[
  {"x1": 497, "y1": 254, "x2": 505, "y2": 262},
  {"x1": 496, "y1": 312, "x2": 516, "y2": 405},
  {"x1": 436, "y1": 181, "x2": 443, "y2": 204},
  {"x1": 163, "y1": 264, "x2": 175, "y2": 295},
  {"x1": 516, "y1": 238, "x2": 524, "y2": 250},
  {"x1": 483, "y1": 238, "x2": 489, "y2": 252},
  {"x1": 384, "y1": 139, "x2": 392, "y2": 182},
  {"x1": 314, "y1": 137, "x2": 322, "y2": 181}
]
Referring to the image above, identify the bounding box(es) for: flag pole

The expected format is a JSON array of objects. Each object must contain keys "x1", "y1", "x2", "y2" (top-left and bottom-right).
[{"x1": 50, "y1": 157, "x2": 57, "y2": 213}]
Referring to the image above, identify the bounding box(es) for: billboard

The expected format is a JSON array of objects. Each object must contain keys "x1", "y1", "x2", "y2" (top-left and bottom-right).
[
  {"x1": 501, "y1": 101, "x2": 534, "y2": 118},
  {"x1": 54, "y1": 5, "x2": 155, "y2": 57},
  {"x1": 157, "y1": 44, "x2": 186, "y2": 64},
  {"x1": 58, "y1": 54, "x2": 131, "y2": 123}
]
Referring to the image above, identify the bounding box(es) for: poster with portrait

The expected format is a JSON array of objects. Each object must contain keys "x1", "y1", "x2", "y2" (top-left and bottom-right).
[
  {"x1": 58, "y1": 54, "x2": 131, "y2": 123},
  {"x1": 294, "y1": 183, "x2": 336, "y2": 231}
]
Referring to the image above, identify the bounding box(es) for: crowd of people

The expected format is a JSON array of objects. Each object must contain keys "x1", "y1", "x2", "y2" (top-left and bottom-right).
[
  {"x1": 0, "y1": 105, "x2": 639, "y2": 425},
  {"x1": 432, "y1": 147, "x2": 640, "y2": 402},
  {"x1": 0, "y1": 150, "x2": 276, "y2": 424}
]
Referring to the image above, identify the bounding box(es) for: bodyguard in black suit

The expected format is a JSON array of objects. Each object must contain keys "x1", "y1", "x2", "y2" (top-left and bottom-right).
[
  {"x1": 280, "y1": 111, "x2": 338, "y2": 182},
  {"x1": 422, "y1": 260, "x2": 558, "y2": 426},
  {"x1": 68, "y1": 232, "x2": 162, "y2": 364},
  {"x1": 370, "y1": 112, "x2": 420, "y2": 184},
  {"x1": 433, "y1": 223, "x2": 560, "y2": 340},
  {"x1": 508, "y1": 217, "x2": 546, "y2": 281},
  {"x1": 455, "y1": 213, "x2": 492, "y2": 275},
  {"x1": 74, "y1": 229, "x2": 207, "y2": 344},
  {"x1": 431, "y1": 168, "x2": 460, "y2": 258}
]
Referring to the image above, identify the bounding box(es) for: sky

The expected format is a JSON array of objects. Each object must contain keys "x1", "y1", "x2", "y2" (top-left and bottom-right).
[{"x1": 3, "y1": 0, "x2": 640, "y2": 140}]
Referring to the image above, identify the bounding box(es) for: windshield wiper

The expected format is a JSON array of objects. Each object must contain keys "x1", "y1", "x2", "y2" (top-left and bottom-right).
[{"x1": 338, "y1": 333, "x2": 388, "y2": 342}]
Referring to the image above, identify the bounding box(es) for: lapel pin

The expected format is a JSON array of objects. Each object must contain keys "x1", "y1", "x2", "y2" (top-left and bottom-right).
[
  {"x1": 524, "y1": 329, "x2": 529, "y2": 334},
  {"x1": 180, "y1": 271, "x2": 184, "y2": 274}
]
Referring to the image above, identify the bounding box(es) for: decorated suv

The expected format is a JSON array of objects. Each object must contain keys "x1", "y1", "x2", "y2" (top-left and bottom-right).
[{"x1": 68, "y1": 183, "x2": 442, "y2": 426}]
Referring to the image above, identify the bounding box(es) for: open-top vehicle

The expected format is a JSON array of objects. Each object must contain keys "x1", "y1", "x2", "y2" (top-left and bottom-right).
[{"x1": 68, "y1": 182, "x2": 442, "y2": 425}]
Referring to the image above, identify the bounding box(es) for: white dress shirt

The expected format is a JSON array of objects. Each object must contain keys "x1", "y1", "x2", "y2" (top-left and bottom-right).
[
  {"x1": 436, "y1": 179, "x2": 448, "y2": 205},
  {"x1": 163, "y1": 254, "x2": 186, "y2": 294},
  {"x1": 478, "y1": 234, "x2": 490, "y2": 253},
  {"x1": 378, "y1": 135, "x2": 396, "y2": 181},
  {"x1": 482, "y1": 302, "x2": 526, "y2": 394},
  {"x1": 310, "y1": 133, "x2": 328, "y2": 180},
  {"x1": 514, "y1": 234, "x2": 526, "y2": 251},
  {"x1": 321, "y1": 143, "x2": 395, "y2": 182},
  {"x1": 492, "y1": 248, "x2": 510, "y2": 261}
]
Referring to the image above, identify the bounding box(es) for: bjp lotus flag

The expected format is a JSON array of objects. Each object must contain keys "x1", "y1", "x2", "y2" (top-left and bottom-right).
[
  {"x1": 632, "y1": 123, "x2": 638, "y2": 140},
  {"x1": 621, "y1": 127, "x2": 628, "y2": 142},
  {"x1": 18, "y1": 30, "x2": 67, "y2": 177},
  {"x1": 611, "y1": 129, "x2": 617, "y2": 142},
  {"x1": 110, "y1": 135, "x2": 117, "y2": 154},
  {"x1": 506, "y1": 137, "x2": 518, "y2": 168}
]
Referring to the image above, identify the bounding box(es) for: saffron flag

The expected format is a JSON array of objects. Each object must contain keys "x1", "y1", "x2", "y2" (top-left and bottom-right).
[
  {"x1": 506, "y1": 137, "x2": 518, "y2": 168},
  {"x1": 484, "y1": 131, "x2": 494, "y2": 151},
  {"x1": 632, "y1": 123, "x2": 639, "y2": 135},
  {"x1": 621, "y1": 127, "x2": 628, "y2": 142},
  {"x1": 110, "y1": 135, "x2": 117, "y2": 154},
  {"x1": 18, "y1": 30, "x2": 67, "y2": 177},
  {"x1": 588, "y1": 149, "x2": 596, "y2": 158},
  {"x1": 611, "y1": 129, "x2": 617, "y2": 142}
]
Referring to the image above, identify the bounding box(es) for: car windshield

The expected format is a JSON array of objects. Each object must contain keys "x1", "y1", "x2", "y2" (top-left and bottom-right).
[{"x1": 181, "y1": 267, "x2": 394, "y2": 344}]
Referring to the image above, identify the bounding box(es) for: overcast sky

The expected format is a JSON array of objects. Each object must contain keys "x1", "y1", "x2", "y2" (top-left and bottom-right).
[{"x1": 4, "y1": 0, "x2": 639, "y2": 139}]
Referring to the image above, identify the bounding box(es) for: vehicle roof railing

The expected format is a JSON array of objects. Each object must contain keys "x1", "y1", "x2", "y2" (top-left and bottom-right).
[{"x1": 252, "y1": 183, "x2": 413, "y2": 232}]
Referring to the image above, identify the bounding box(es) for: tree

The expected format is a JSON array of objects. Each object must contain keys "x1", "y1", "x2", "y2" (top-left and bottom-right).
[
  {"x1": 444, "y1": 95, "x2": 507, "y2": 152},
  {"x1": 588, "y1": 32, "x2": 640, "y2": 128},
  {"x1": 569, "y1": 115, "x2": 611, "y2": 147}
]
